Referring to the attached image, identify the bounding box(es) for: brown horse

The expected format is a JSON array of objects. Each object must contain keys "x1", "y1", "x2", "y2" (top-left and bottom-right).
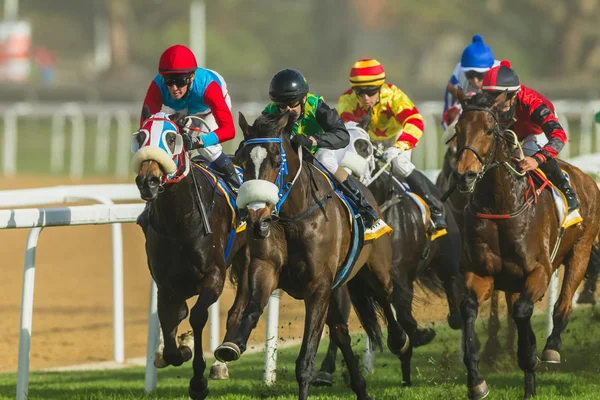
[
  {"x1": 437, "y1": 108, "x2": 518, "y2": 365},
  {"x1": 453, "y1": 89, "x2": 600, "y2": 399},
  {"x1": 133, "y1": 108, "x2": 248, "y2": 400},
  {"x1": 214, "y1": 111, "x2": 411, "y2": 400}
]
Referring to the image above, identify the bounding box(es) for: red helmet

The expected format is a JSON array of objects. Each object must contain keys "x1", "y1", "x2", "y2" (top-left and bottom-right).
[{"x1": 158, "y1": 45, "x2": 197, "y2": 75}]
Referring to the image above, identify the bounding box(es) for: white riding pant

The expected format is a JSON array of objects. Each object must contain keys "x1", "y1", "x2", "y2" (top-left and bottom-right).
[
  {"x1": 194, "y1": 113, "x2": 224, "y2": 162},
  {"x1": 521, "y1": 133, "x2": 549, "y2": 157},
  {"x1": 377, "y1": 136, "x2": 416, "y2": 178},
  {"x1": 315, "y1": 147, "x2": 346, "y2": 175}
]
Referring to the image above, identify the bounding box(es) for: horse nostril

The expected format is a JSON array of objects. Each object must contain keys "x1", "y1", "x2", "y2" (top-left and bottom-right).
[
  {"x1": 147, "y1": 176, "x2": 160, "y2": 188},
  {"x1": 464, "y1": 171, "x2": 478, "y2": 181}
]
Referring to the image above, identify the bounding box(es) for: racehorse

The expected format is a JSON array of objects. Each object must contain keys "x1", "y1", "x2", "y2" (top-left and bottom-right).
[
  {"x1": 437, "y1": 106, "x2": 518, "y2": 364},
  {"x1": 214, "y1": 111, "x2": 411, "y2": 400},
  {"x1": 313, "y1": 117, "x2": 465, "y2": 387},
  {"x1": 453, "y1": 89, "x2": 600, "y2": 399},
  {"x1": 132, "y1": 107, "x2": 248, "y2": 400}
]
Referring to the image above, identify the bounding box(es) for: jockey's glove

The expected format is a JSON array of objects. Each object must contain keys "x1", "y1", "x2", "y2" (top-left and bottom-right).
[
  {"x1": 182, "y1": 133, "x2": 203, "y2": 151},
  {"x1": 382, "y1": 146, "x2": 403, "y2": 162},
  {"x1": 291, "y1": 134, "x2": 313, "y2": 151}
]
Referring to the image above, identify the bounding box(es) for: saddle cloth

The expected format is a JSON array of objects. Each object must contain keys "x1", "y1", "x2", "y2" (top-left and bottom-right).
[
  {"x1": 389, "y1": 174, "x2": 448, "y2": 242},
  {"x1": 531, "y1": 168, "x2": 583, "y2": 230},
  {"x1": 192, "y1": 161, "x2": 246, "y2": 264}
]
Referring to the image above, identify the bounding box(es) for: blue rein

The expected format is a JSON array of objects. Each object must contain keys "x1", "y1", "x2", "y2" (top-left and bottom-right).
[{"x1": 243, "y1": 137, "x2": 293, "y2": 213}]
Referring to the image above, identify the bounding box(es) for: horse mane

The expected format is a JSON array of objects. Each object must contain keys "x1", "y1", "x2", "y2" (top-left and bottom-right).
[
  {"x1": 467, "y1": 91, "x2": 497, "y2": 109},
  {"x1": 250, "y1": 111, "x2": 296, "y2": 139}
]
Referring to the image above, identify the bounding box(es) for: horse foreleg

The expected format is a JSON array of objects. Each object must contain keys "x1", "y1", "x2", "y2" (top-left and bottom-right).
[
  {"x1": 324, "y1": 287, "x2": 372, "y2": 400},
  {"x1": 223, "y1": 247, "x2": 251, "y2": 343},
  {"x1": 543, "y1": 239, "x2": 593, "y2": 363},
  {"x1": 297, "y1": 283, "x2": 331, "y2": 400},
  {"x1": 214, "y1": 258, "x2": 278, "y2": 362},
  {"x1": 461, "y1": 273, "x2": 493, "y2": 400},
  {"x1": 188, "y1": 266, "x2": 226, "y2": 400},
  {"x1": 515, "y1": 267, "x2": 551, "y2": 399},
  {"x1": 156, "y1": 290, "x2": 189, "y2": 368},
  {"x1": 313, "y1": 286, "x2": 351, "y2": 387}
]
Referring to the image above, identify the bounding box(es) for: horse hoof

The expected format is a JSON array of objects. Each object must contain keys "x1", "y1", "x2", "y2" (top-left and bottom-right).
[
  {"x1": 188, "y1": 384, "x2": 209, "y2": 400},
  {"x1": 541, "y1": 349, "x2": 561, "y2": 363},
  {"x1": 468, "y1": 380, "x2": 489, "y2": 400},
  {"x1": 577, "y1": 291, "x2": 596, "y2": 305},
  {"x1": 153, "y1": 352, "x2": 168, "y2": 369},
  {"x1": 447, "y1": 313, "x2": 463, "y2": 330},
  {"x1": 312, "y1": 371, "x2": 333, "y2": 387},
  {"x1": 214, "y1": 342, "x2": 241, "y2": 362},
  {"x1": 209, "y1": 361, "x2": 230, "y2": 380},
  {"x1": 412, "y1": 328, "x2": 436, "y2": 348},
  {"x1": 402, "y1": 381, "x2": 412, "y2": 387}
]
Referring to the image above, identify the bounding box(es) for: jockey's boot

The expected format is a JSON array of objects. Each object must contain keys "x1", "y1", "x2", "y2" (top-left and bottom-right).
[
  {"x1": 136, "y1": 202, "x2": 150, "y2": 234},
  {"x1": 539, "y1": 157, "x2": 580, "y2": 212},
  {"x1": 405, "y1": 170, "x2": 448, "y2": 230},
  {"x1": 341, "y1": 177, "x2": 380, "y2": 229},
  {"x1": 213, "y1": 154, "x2": 242, "y2": 194}
]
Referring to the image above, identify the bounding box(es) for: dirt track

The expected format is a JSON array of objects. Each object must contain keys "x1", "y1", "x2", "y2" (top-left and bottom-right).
[{"x1": 1, "y1": 175, "x2": 475, "y2": 373}]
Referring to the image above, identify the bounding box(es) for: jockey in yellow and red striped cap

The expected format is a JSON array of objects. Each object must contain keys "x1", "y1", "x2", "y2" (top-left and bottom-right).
[{"x1": 337, "y1": 58, "x2": 447, "y2": 230}]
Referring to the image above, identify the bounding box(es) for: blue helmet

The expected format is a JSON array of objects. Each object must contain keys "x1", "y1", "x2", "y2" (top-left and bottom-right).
[{"x1": 461, "y1": 34, "x2": 494, "y2": 72}]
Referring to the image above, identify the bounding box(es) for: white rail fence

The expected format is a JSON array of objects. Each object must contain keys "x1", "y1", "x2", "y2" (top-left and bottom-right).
[{"x1": 1, "y1": 100, "x2": 600, "y2": 178}]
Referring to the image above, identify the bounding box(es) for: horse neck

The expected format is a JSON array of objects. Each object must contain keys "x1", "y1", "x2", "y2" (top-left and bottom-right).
[
  {"x1": 278, "y1": 142, "x2": 312, "y2": 215},
  {"x1": 152, "y1": 174, "x2": 202, "y2": 232},
  {"x1": 472, "y1": 139, "x2": 528, "y2": 214}
]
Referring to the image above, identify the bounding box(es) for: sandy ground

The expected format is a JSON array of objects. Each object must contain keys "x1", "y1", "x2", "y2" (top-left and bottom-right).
[{"x1": 0, "y1": 175, "x2": 517, "y2": 373}]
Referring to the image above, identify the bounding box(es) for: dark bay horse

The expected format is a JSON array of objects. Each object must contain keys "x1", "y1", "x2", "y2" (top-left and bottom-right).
[
  {"x1": 214, "y1": 111, "x2": 411, "y2": 400},
  {"x1": 133, "y1": 108, "x2": 248, "y2": 400},
  {"x1": 453, "y1": 90, "x2": 600, "y2": 399},
  {"x1": 314, "y1": 123, "x2": 465, "y2": 387}
]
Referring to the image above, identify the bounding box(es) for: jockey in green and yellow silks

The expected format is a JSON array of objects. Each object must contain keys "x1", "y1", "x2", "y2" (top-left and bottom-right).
[{"x1": 262, "y1": 68, "x2": 380, "y2": 228}]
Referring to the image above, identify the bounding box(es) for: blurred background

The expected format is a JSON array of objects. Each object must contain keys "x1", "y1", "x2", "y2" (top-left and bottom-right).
[{"x1": 0, "y1": 0, "x2": 599, "y2": 177}]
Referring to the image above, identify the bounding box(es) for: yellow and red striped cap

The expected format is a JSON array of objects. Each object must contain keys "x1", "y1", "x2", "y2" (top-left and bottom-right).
[{"x1": 349, "y1": 59, "x2": 386, "y2": 87}]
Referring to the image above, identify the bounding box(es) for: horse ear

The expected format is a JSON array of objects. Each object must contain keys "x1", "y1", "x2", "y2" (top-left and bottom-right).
[
  {"x1": 457, "y1": 87, "x2": 468, "y2": 108},
  {"x1": 169, "y1": 108, "x2": 188, "y2": 124},
  {"x1": 493, "y1": 90, "x2": 509, "y2": 107},
  {"x1": 447, "y1": 82, "x2": 459, "y2": 100},
  {"x1": 276, "y1": 111, "x2": 291, "y2": 133},
  {"x1": 357, "y1": 107, "x2": 372, "y2": 130},
  {"x1": 239, "y1": 112, "x2": 250, "y2": 138},
  {"x1": 142, "y1": 105, "x2": 151, "y2": 121}
]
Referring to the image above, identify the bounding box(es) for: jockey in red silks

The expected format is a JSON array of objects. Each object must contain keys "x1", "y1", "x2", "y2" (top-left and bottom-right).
[
  {"x1": 481, "y1": 60, "x2": 580, "y2": 212},
  {"x1": 137, "y1": 44, "x2": 241, "y2": 230},
  {"x1": 140, "y1": 44, "x2": 241, "y2": 192}
]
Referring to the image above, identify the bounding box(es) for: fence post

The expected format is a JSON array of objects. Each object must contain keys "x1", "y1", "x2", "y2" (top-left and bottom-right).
[
  {"x1": 263, "y1": 291, "x2": 280, "y2": 385},
  {"x1": 145, "y1": 279, "x2": 159, "y2": 394},
  {"x1": 16, "y1": 227, "x2": 43, "y2": 400}
]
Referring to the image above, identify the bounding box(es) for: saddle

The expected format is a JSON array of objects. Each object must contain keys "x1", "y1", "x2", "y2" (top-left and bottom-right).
[{"x1": 530, "y1": 168, "x2": 582, "y2": 230}]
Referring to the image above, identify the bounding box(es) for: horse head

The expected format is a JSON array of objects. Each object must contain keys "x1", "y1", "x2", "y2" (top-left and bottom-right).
[
  {"x1": 131, "y1": 106, "x2": 189, "y2": 201},
  {"x1": 235, "y1": 111, "x2": 296, "y2": 239},
  {"x1": 453, "y1": 89, "x2": 513, "y2": 193}
]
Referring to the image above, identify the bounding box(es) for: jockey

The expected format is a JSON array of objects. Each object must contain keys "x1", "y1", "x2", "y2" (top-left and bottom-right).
[
  {"x1": 337, "y1": 59, "x2": 447, "y2": 230},
  {"x1": 263, "y1": 68, "x2": 381, "y2": 228},
  {"x1": 140, "y1": 44, "x2": 241, "y2": 192},
  {"x1": 481, "y1": 60, "x2": 580, "y2": 212},
  {"x1": 443, "y1": 34, "x2": 500, "y2": 130}
]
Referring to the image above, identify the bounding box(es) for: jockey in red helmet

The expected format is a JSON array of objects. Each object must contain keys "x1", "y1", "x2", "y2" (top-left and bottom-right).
[
  {"x1": 481, "y1": 60, "x2": 579, "y2": 212},
  {"x1": 137, "y1": 45, "x2": 241, "y2": 229},
  {"x1": 140, "y1": 44, "x2": 240, "y2": 192}
]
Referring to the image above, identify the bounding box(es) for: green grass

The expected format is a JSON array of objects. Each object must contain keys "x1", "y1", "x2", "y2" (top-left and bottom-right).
[{"x1": 1, "y1": 307, "x2": 600, "y2": 399}]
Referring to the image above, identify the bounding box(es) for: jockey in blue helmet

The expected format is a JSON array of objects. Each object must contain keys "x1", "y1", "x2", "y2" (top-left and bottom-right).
[{"x1": 442, "y1": 34, "x2": 500, "y2": 130}]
